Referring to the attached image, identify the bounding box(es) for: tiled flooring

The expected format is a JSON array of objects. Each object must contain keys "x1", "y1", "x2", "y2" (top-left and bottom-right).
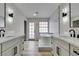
[{"x1": 22, "y1": 41, "x2": 52, "y2": 56}]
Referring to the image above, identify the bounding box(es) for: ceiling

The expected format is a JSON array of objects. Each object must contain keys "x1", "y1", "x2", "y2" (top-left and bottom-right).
[{"x1": 14, "y1": 3, "x2": 59, "y2": 18}]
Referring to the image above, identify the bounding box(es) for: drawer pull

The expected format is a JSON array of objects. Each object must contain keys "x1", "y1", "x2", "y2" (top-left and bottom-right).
[{"x1": 73, "y1": 50, "x2": 79, "y2": 55}]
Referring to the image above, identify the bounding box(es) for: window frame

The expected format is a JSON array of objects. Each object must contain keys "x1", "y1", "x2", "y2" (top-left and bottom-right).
[{"x1": 39, "y1": 21, "x2": 49, "y2": 33}]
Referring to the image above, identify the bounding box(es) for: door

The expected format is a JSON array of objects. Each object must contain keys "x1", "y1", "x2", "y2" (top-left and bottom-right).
[
  {"x1": 28, "y1": 22, "x2": 35, "y2": 40},
  {"x1": 24, "y1": 20, "x2": 27, "y2": 41}
]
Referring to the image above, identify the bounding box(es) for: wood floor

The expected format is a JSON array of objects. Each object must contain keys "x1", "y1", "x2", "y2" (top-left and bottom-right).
[{"x1": 22, "y1": 41, "x2": 52, "y2": 56}]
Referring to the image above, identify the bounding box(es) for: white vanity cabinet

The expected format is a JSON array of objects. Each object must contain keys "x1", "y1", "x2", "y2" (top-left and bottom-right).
[
  {"x1": 1, "y1": 36, "x2": 24, "y2": 56},
  {"x1": 52, "y1": 37, "x2": 69, "y2": 56},
  {"x1": 2, "y1": 38, "x2": 20, "y2": 56}
]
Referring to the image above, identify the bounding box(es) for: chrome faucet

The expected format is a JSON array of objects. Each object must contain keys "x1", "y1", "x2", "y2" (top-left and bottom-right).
[
  {"x1": 69, "y1": 29, "x2": 75, "y2": 37},
  {"x1": 0, "y1": 29, "x2": 5, "y2": 37}
]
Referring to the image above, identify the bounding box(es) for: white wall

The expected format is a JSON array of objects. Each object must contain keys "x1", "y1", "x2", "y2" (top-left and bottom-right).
[
  {"x1": 49, "y1": 7, "x2": 59, "y2": 36},
  {"x1": 5, "y1": 3, "x2": 27, "y2": 36},
  {"x1": 49, "y1": 3, "x2": 71, "y2": 37},
  {"x1": 59, "y1": 3, "x2": 70, "y2": 36}
]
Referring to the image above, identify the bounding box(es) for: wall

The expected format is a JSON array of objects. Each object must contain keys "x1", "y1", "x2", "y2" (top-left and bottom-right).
[
  {"x1": 5, "y1": 3, "x2": 27, "y2": 36},
  {"x1": 49, "y1": 7, "x2": 59, "y2": 36},
  {"x1": 59, "y1": 3, "x2": 70, "y2": 36},
  {"x1": 49, "y1": 3, "x2": 71, "y2": 37}
]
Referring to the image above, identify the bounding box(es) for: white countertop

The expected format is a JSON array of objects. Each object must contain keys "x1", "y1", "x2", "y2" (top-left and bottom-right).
[
  {"x1": 53, "y1": 36, "x2": 79, "y2": 48},
  {"x1": 0, "y1": 34, "x2": 24, "y2": 44}
]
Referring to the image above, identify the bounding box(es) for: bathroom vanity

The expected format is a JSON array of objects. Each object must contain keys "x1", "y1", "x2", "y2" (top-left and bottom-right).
[
  {"x1": 52, "y1": 36, "x2": 79, "y2": 56},
  {"x1": 0, "y1": 35, "x2": 24, "y2": 56}
]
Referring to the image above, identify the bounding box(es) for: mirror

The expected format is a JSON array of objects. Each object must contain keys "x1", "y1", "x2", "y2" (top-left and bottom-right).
[
  {"x1": 0, "y1": 3, "x2": 6, "y2": 28},
  {"x1": 71, "y1": 3, "x2": 79, "y2": 28},
  {"x1": 0, "y1": 16, "x2": 4, "y2": 27}
]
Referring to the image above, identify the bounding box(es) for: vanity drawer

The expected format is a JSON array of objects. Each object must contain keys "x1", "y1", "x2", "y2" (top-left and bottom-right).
[
  {"x1": 2, "y1": 39, "x2": 19, "y2": 52},
  {"x1": 70, "y1": 45, "x2": 79, "y2": 56}
]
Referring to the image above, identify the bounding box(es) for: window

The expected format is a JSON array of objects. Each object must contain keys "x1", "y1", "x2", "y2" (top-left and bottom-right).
[
  {"x1": 39, "y1": 22, "x2": 48, "y2": 33},
  {"x1": 29, "y1": 22, "x2": 35, "y2": 39}
]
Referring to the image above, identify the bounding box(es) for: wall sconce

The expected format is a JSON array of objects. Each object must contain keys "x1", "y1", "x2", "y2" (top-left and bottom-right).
[
  {"x1": 7, "y1": 7, "x2": 13, "y2": 23},
  {"x1": 33, "y1": 12, "x2": 39, "y2": 16},
  {"x1": 9, "y1": 13, "x2": 13, "y2": 17},
  {"x1": 8, "y1": 7, "x2": 13, "y2": 14},
  {"x1": 62, "y1": 7, "x2": 68, "y2": 17},
  {"x1": 62, "y1": 13, "x2": 67, "y2": 17},
  {"x1": 8, "y1": 16, "x2": 13, "y2": 23},
  {"x1": 62, "y1": 16, "x2": 68, "y2": 23}
]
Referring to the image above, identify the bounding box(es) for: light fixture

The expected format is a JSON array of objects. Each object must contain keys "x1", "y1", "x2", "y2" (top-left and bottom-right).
[
  {"x1": 8, "y1": 17, "x2": 13, "y2": 23},
  {"x1": 7, "y1": 7, "x2": 14, "y2": 23},
  {"x1": 62, "y1": 6, "x2": 68, "y2": 17},
  {"x1": 8, "y1": 7, "x2": 13, "y2": 14},
  {"x1": 62, "y1": 17, "x2": 68, "y2": 23},
  {"x1": 33, "y1": 12, "x2": 39, "y2": 16},
  {"x1": 62, "y1": 7, "x2": 68, "y2": 13}
]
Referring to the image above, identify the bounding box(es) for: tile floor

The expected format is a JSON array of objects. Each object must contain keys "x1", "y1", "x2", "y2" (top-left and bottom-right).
[{"x1": 22, "y1": 41, "x2": 52, "y2": 56}]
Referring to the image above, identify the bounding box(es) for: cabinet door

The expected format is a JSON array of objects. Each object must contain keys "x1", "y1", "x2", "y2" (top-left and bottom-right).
[
  {"x1": 56, "y1": 44, "x2": 69, "y2": 56},
  {"x1": 52, "y1": 38, "x2": 69, "y2": 56},
  {"x1": 59, "y1": 47, "x2": 69, "y2": 56},
  {"x1": 53, "y1": 40, "x2": 69, "y2": 56},
  {"x1": 19, "y1": 38, "x2": 24, "y2": 55},
  {"x1": 2, "y1": 43, "x2": 20, "y2": 56},
  {"x1": 2, "y1": 47, "x2": 14, "y2": 56}
]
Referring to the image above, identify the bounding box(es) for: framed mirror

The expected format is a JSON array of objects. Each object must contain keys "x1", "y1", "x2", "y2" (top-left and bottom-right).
[
  {"x1": 0, "y1": 3, "x2": 6, "y2": 28},
  {"x1": 70, "y1": 3, "x2": 79, "y2": 28}
]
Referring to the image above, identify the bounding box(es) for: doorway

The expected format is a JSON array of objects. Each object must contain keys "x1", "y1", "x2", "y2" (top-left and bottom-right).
[
  {"x1": 24, "y1": 20, "x2": 27, "y2": 41},
  {"x1": 28, "y1": 22, "x2": 35, "y2": 41}
]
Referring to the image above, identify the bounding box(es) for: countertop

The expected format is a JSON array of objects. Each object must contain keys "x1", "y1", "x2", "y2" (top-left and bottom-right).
[
  {"x1": 0, "y1": 34, "x2": 24, "y2": 44},
  {"x1": 53, "y1": 36, "x2": 79, "y2": 48}
]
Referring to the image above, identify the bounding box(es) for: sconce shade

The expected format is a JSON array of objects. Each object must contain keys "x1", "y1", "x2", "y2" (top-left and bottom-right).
[
  {"x1": 62, "y1": 13, "x2": 67, "y2": 17},
  {"x1": 9, "y1": 13, "x2": 13, "y2": 17}
]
